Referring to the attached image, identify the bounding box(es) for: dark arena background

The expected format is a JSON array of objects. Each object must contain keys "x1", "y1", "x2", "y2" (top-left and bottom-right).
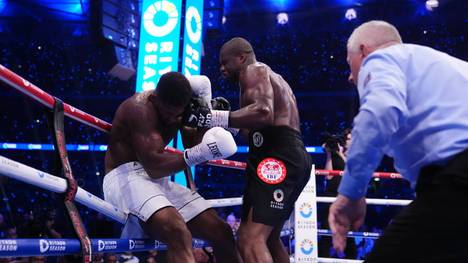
[{"x1": 0, "y1": 0, "x2": 466, "y2": 262}]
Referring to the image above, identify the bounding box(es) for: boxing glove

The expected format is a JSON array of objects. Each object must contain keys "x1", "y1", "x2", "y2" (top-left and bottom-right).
[
  {"x1": 211, "y1": 97, "x2": 231, "y2": 111},
  {"x1": 182, "y1": 100, "x2": 229, "y2": 128},
  {"x1": 187, "y1": 75, "x2": 212, "y2": 108},
  {"x1": 184, "y1": 127, "x2": 237, "y2": 166}
]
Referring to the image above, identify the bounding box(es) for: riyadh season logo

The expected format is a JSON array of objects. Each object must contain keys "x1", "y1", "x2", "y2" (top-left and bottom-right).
[
  {"x1": 273, "y1": 189, "x2": 284, "y2": 202},
  {"x1": 129, "y1": 239, "x2": 145, "y2": 250},
  {"x1": 185, "y1": 6, "x2": 202, "y2": 43},
  {"x1": 252, "y1": 132, "x2": 263, "y2": 147},
  {"x1": 39, "y1": 239, "x2": 66, "y2": 253},
  {"x1": 0, "y1": 240, "x2": 17, "y2": 251},
  {"x1": 299, "y1": 202, "x2": 313, "y2": 218},
  {"x1": 98, "y1": 240, "x2": 117, "y2": 252},
  {"x1": 143, "y1": 1, "x2": 179, "y2": 37},
  {"x1": 299, "y1": 239, "x2": 314, "y2": 255}
]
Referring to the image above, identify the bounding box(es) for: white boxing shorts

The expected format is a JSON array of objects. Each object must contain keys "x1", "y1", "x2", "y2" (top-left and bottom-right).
[{"x1": 103, "y1": 162, "x2": 211, "y2": 238}]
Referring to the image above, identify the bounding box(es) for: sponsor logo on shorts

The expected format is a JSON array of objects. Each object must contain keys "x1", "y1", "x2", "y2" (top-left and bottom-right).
[
  {"x1": 273, "y1": 189, "x2": 284, "y2": 202},
  {"x1": 257, "y1": 158, "x2": 287, "y2": 185},
  {"x1": 40, "y1": 239, "x2": 66, "y2": 253},
  {"x1": 0, "y1": 240, "x2": 17, "y2": 252},
  {"x1": 252, "y1": 132, "x2": 263, "y2": 147},
  {"x1": 271, "y1": 189, "x2": 285, "y2": 210},
  {"x1": 299, "y1": 239, "x2": 314, "y2": 255},
  {"x1": 98, "y1": 240, "x2": 117, "y2": 252},
  {"x1": 299, "y1": 202, "x2": 313, "y2": 218}
]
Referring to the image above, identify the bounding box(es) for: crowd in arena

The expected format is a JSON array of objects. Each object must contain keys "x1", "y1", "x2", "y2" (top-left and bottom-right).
[{"x1": 0, "y1": 21, "x2": 465, "y2": 261}]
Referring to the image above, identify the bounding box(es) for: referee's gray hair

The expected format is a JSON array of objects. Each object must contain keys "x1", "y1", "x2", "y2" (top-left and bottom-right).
[{"x1": 347, "y1": 20, "x2": 402, "y2": 52}]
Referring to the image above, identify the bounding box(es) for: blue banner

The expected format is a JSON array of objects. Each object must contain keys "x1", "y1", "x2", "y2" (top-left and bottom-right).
[
  {"x1": 182, "y1": 0, "x2": 204, "y2": 76},
  {"x1": 0, "y1": 142, "x2": 324, "y2": 153},
  {"x1": 0, "y1": 143, "x2": 107, "y2": 151},
  {"x1": 136, "y1": 0, "x2": 183, "y2": 92},
  {"x1": 0, "y1": 238, "x2": 208, "y2": 257}
]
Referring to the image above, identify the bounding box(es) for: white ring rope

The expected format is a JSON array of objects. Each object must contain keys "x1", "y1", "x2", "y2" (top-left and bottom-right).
[
  {"x1": 0, "y1": 154, "x2": 412, "y2": 227},
  {"x1": 316, "y1": 196, "x2": 412, "y2": 206},
  {"x1": 0, "y1": 155, "x2": 127, "y2": 223},
  {"x1": 0, "y1": 155, "x2": 249, "y2": 224},
  {"x1": 318, "y1": 258, "x2": 364, "y2": 263}
]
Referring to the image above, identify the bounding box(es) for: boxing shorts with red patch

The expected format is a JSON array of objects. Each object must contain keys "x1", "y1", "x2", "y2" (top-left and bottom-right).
[{"x1": 241, "y1": 125, "x2": 312, "y2": 226}]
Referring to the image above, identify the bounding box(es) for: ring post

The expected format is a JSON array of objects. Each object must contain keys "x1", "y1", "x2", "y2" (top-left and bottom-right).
[{"x1": 294, "y1": 165, "x2": 318, "y2": 262}]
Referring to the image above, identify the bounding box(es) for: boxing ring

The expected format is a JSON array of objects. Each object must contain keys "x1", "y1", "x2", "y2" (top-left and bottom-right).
[{"x1": 0, "y1": 63, "x2": 412, "y2": 262}]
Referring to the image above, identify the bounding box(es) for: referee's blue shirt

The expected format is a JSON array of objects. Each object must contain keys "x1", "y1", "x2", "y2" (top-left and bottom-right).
[{"x1": 339, "y1": 44, "x2": 468, "y2": 199}]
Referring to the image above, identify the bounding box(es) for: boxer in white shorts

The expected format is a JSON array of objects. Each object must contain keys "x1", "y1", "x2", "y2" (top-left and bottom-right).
[
  {"x1": 103, "y1": 162, "x2": 210, "y2": 237},
  {"x1": 104, "y1": 72, "x2": 241, "y2": 263}
]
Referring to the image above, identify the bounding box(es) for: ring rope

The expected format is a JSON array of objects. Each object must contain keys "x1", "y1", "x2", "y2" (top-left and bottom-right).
[
  {"x1": 0, "y1": 155, "x2": 386, "y2": 238},
  {"x1": 316, "y1": 196, "x2": 411, "y2": 206},
  {"x1": 318, "y1": 258, "x2": 363, "y2": 263},
  {"x1": 0, "y1": 64, "x2": 409, "y2": 261},
  {"x1": 317, "y1": 229, "x2": 380, "y2": 239},
  {"x1": 0, "y1": 64, "x2": 402, "y2": 179}
]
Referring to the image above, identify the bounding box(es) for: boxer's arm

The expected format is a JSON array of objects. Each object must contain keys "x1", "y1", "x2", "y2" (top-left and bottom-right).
[
  {"x1": 229, "y1": 65, "x2": 274, "y2": 129},
  {"x1": 339, "y1": 53, "x2": 408, "y2": 199},
  {"x1": 180, "y1": 126, "x2": 205, "y2": 148},
  {"x1": 129, "y1": 109, "x2": 187, "y2": 179}
]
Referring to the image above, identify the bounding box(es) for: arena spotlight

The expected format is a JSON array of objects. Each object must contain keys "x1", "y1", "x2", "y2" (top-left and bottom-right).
[
  {"x1": 222, "y1": 16, "x2": 227, "y2": 24},
  {"x1": 345, "y1": 8, "x2": 357, "y2": 20},
  {"x1": 425, "y1": 0, "x2": 439, "y2": 11},
  {"x1": 276, "y1": 12, "x2": 289, "y2": 25}
]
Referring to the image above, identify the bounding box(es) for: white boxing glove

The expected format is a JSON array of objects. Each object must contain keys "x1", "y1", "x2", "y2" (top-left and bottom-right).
[
  {"x1": 184, "y1": 127, "x2": 237, "y2": 166},
  {"x1": 187, "y1": 75, "x2": 212, "y2": 108}
]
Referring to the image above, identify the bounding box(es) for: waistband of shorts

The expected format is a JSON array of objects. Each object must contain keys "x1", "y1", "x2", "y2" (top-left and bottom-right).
[
  {"x1": 249, "y1": 125, "x2": 304, "y2": 148},
  {"x1": 105, "y1": 161, "x2": 143, "y2": 178}
]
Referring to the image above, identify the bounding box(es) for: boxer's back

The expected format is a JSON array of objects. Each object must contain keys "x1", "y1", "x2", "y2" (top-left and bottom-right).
[{"x1": 105, "y1": 92, "x2": 160, "y2": 173}]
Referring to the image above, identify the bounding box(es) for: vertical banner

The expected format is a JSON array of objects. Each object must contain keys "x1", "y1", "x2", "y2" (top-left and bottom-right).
[
  {"x1": 182, "y1": 0, "x2": 204, "y2": 76},
  {"x1": 295, "y1": 165, "x2": 318, "y2": 262},
  {"x1": 136, "y1": 0, "x2": 183, "y2": 92}
]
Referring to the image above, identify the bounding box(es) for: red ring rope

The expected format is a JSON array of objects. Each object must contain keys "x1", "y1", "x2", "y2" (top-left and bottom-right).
[{"x1": 0, "y1": 64, "x2": 402, "y2": 179}]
